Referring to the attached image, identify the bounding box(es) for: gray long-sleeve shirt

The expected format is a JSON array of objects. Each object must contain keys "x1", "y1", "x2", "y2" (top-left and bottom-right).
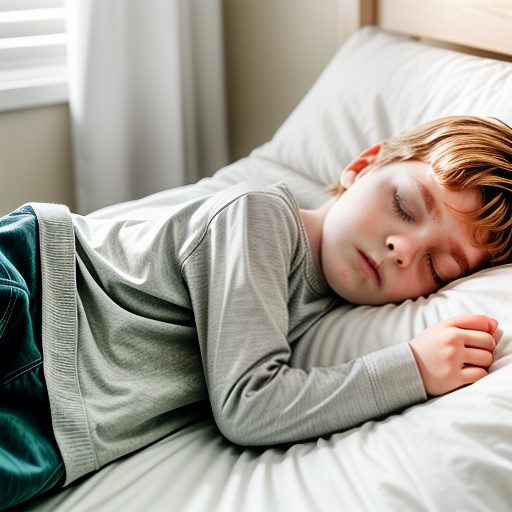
[{"x1": 32, "y1": 181, "x2": 426, "y2": 486}]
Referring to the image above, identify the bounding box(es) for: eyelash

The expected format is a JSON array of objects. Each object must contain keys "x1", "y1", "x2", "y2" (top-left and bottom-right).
[
  {"x1": 393, "y1": 192, "x2": 413, "y2": 222},
  {"x1": 392, "y1": 191, "x2": 443, "y2": 285},
  {"x1": 425, "y1": 254, "x2": 443, "y2": 285}
]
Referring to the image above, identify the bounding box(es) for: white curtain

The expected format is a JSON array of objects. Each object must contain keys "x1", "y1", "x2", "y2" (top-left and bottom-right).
[{"x1": 65, "y1": 0, "x2": 229, "y2": 214}]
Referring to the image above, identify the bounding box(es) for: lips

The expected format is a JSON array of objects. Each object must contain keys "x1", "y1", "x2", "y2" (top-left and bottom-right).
[{"x1": 357, "y1": 250, "x2": 382, "y2": 286}]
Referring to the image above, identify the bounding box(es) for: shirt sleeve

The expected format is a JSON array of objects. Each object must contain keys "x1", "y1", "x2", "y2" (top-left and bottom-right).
[{"x1": 181, "y1": 191, "x2": 427, "y2": 446}]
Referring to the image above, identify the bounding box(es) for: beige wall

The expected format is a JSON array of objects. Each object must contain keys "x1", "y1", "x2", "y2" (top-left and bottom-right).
[
  {"x1": 0, "y1": 1, "x2": 345, "y2": 216},
  {"x1": 0, "y1": 105, "x2": 74, "y2": 216},
  {"x1": 223, "y1": 0, "x2": 344, "y2": 161}
]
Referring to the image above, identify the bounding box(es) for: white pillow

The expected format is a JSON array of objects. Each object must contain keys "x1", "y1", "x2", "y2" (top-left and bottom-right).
[{"x1": 253, "y1": 26, "x2": 512, "y2": 205}]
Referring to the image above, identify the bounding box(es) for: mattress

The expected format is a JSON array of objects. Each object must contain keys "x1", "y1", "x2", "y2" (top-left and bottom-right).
[{"x1": 27, "y1": 27, "x2": 512, "y2": 511}]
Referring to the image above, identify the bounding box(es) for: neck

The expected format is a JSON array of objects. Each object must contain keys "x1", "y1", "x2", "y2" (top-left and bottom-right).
[{"x1": 299, "y1": 199, "x2": 334, "y2": 273}]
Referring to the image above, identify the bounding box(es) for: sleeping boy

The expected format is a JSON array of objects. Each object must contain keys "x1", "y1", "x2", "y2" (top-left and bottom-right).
[{"x1": 1, "y1": 115, "x2": 511, "y2": 509}]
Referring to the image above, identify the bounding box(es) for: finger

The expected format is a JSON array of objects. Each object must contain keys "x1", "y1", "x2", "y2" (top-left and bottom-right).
[
  {"x1": 444, "y1": 315, "x2": 498, "y2": 334},
  {"x1": 463, "y1": 331, "x2": 496, "y2": 351},
  {"x1": 463, "y1": 348, "x2": 494, "y2": 368},
  {"x1": 461, "y1": 366, "x2": 488, "y2": 385}
]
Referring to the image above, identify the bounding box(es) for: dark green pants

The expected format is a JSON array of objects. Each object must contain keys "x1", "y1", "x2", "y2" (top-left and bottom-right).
[{"x1": 0, "y1": 206, "x2": 64, "y2": 510}]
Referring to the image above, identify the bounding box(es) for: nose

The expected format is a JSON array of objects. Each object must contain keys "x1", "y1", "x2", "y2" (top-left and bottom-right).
[{"x1": 386, "y1": 235, "x2": 416, "y2": 268}]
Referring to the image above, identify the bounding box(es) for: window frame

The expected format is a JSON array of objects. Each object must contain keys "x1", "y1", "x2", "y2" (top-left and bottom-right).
[{"x1": 0, "y1": 0, "x2": 67, "y2": 112}]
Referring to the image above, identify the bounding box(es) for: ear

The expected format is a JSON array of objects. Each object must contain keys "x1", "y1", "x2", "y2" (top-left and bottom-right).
[{"x1": 339, "y1": 143, "x2": 382, "y2": 189}]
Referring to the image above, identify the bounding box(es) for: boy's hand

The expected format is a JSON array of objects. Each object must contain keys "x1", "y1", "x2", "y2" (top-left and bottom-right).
[{"x1": 408, "y1": 315, "x2": 498, "y2": 396}]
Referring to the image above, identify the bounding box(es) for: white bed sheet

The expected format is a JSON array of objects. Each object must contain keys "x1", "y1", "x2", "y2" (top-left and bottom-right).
[{"x1": 27, "y1": 27, "x2": 512, "y2": 511}]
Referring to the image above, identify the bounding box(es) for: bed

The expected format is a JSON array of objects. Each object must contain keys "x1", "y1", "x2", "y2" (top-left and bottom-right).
[{"x1": 25, "y1": 1, "x2": 512, "y2": 510}]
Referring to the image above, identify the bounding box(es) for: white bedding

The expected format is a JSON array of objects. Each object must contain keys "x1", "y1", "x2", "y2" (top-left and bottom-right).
[{"x1": 28, "y1": 27, "x2": 512, "y2": 511}]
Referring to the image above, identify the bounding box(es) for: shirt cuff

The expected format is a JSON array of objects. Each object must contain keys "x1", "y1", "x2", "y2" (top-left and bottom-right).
[{"x1": 361, "y1": 342, "x2": 428, "y2": 416}]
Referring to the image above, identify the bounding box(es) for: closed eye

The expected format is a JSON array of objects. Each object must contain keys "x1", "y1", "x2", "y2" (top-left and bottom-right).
[
  {"x1": 394, "y1": 190, "x2": 445, "y2": 285},
  {"x1": 425, "y1": 254, "x2": 444, "y2": 285},
  {"x1": 393, "y1": 191, "x2": 413, "y2": 222}
]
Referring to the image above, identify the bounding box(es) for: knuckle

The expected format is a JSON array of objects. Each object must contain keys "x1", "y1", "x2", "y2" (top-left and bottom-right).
[
  {"x1": 443, "y1": 345, "x2": 458, "y2": 363},
  {"x1": 444, "y1": 328, "x2": 460, "y2": 345}
]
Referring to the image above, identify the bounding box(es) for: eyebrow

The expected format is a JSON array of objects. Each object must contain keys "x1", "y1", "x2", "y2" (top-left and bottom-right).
[{"x1": 414, "y1": 179, "x2": 469, "y2": 275}]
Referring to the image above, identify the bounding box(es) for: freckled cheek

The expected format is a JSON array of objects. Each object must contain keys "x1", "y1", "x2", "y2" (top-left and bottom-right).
[
  {"x1": 338, "y1": 268, "x2": 351, "y2": 281},
  {"x1": 353, "y1": 216, "x2": 383, "y2": 238}
]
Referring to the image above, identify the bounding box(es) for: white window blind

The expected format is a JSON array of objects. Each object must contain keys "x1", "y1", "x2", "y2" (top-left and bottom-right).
[{"x1": 0, "y1": 0, "x2": 67, "y2": 111}]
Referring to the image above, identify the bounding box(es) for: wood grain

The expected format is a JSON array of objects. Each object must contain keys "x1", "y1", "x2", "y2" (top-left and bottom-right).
[{"x1": 378, "y1": 0, "x2": 512, "y2": 57}]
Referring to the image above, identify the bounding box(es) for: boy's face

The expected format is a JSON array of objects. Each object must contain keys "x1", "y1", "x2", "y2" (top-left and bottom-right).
[{"x1": 321, "y1": 160, "x2": 489, "y2": 305}]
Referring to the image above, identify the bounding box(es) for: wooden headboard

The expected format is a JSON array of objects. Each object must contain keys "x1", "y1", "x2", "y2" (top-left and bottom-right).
[{"x1": 341, "y1": 0, "x2": 512, "y2": 61}]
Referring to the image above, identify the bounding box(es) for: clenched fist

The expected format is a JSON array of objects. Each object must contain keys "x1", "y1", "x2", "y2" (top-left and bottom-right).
[{"x1": 408, "y1": 315, "x2": 499, "y2": 396}]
